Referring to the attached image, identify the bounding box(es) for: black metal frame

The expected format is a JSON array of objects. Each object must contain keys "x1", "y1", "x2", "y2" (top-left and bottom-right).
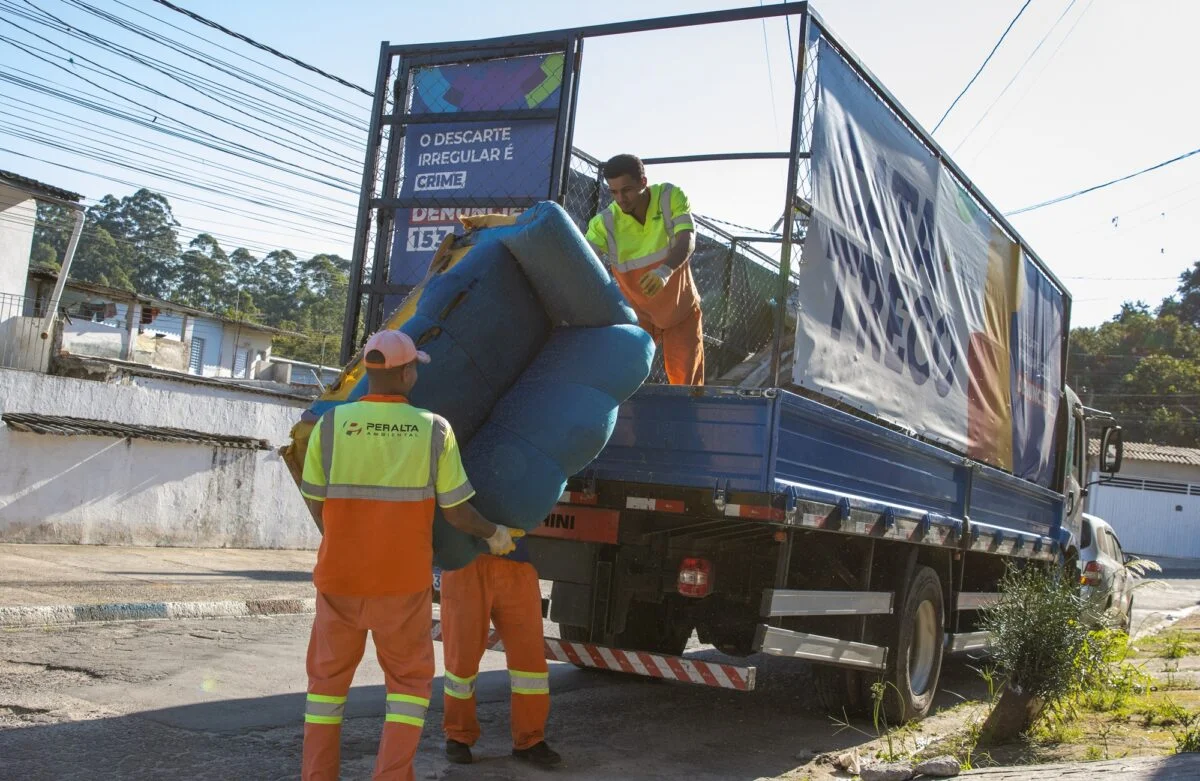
[
  {"x1": 341, "y1": 2, "x2": 812, "y2": 363},
  {"x1": 342, "y1": 1, "x2": 1075, "y2": 403}
]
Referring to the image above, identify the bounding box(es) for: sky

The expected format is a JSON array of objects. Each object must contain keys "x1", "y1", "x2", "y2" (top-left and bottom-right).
[{"x1": 2, "y1": 0, "x2": 1197, "y2": 327}]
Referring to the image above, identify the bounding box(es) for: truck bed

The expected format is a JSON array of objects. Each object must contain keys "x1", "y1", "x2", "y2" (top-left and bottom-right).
[{"x1": 585, "y1": 386, "x2": 1065, "y2": 556}]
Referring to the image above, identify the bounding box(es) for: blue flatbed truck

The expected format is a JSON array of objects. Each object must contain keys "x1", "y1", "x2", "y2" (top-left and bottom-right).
[
  {"x1": 336, "y1": 3, "x2": 1130, "y2": 724},
  {"x1": 525, "y1": 384, "x2": 1124, "y2": 721}
]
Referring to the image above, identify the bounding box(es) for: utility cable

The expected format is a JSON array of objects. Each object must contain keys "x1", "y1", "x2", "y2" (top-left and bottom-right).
[
  {"x1": 932, "y1": 0, "x2": 1034, "y2": 134},
  {"x1": 148, "y1": 0, "x2": 373, "y2": 97},
  {"x1": 1007, "y1": 146, "x2": 1200, "y2": 216}
]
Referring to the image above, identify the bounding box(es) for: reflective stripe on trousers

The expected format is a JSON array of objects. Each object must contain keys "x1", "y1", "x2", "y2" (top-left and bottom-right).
[
  {"x1": 509, "y1": 669, "x2": 549, "y2": 696},
  {"x1": 443, "y1": 671, "x2": 477, "y2": 700},
  {"x1": 305, "y1": 693, "x2": 346, "y2": 725},
  {"x1": 385, "y1": 692, "x2": 430, "y2": 727}
]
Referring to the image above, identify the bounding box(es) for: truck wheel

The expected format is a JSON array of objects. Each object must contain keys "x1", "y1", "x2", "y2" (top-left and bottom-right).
[
  {"x1": 813, "y1": 665, "x2": 868, "y2": 716},
  {"x1": 873, "y1": 565, "x2": 944, "y2": 724}
]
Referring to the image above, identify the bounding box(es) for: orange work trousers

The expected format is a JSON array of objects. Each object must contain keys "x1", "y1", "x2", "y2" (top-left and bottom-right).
[
  {"x1": 441, "y1": 555, "x2": 549, "y2": 750},
  {"x1": 639, "y1": 305, "x2": 705, "y2": 386},
  {"x1": 302, "y1": 589, "x2": 434, "y2": 781}
]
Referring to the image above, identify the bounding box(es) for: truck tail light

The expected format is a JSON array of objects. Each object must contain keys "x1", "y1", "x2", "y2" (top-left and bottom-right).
[
  {"x1": 678, "y1": 557, "x2": 713, "y2": 598},
  {"x1": 1080, "y1": 560, "x2": 1101, "y2": 587}
]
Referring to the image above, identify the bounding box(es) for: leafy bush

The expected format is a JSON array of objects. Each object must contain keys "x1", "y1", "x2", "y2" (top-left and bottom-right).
[{"x1": 981, "y1": 565, "x2": 1090, "y2": 702}]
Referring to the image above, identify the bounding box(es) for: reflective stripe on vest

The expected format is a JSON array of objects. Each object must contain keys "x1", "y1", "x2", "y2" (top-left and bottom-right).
[
  {"x1": 602, "y1": 183, "x2": 679, "y2": 271},
  {"x1": 314, "y1": 404, "x2": 442, "y2": 500},
  {"x1": 443, "y1": 671, "x2": 477, "y2": 700},
  {"x1": 305, "y1": 692, "x2": 346, "y2": 725},
  {"x1": 509, "y1": 668, "x2": 550, "y2": 696},
  {"x1": 300, "y1": 412, "x2": 339, "y2": 498},
  {"x1": 384, "y1": 692, "x2": 430, "y2": 727}
]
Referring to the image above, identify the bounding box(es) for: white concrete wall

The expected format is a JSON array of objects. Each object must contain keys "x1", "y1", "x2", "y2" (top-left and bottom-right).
[
  {"x1": 0, "y1": 185, "x2": 35, "y2": 299},
  {"x1": 62, "y1": 319, "x2": 127, "y2": 360},
  {"x1": 0, "y1": 368, "x2": 320, "y2": 549}
]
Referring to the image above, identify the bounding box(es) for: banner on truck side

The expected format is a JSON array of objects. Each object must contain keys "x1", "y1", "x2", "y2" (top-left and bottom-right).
[
  {"x1": 388, "y1": 54, "x2": 565, "y2": 291},
  {"x1": 793, "y1": 39, "x2": 1063, "y2": 487}
]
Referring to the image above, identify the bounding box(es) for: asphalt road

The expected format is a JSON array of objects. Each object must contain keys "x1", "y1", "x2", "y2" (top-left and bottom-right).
[
  {"x1": 0, "y1": 611, "x2": 871, "y2": 781},
  {"x1": 2, "y1": 565, "x2": 1199, "y2": 780}
]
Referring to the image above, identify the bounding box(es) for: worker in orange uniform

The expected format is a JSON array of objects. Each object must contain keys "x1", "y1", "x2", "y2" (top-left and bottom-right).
[
  {"x1": 440, "y1": 533, "x2": 561, "y2": 767},
  {"x1": 299, "y1": 329, "x2": 521, "y2": 781},
  {"x1": 586, "y1": 153, "x2": 704, "y2": 386}
]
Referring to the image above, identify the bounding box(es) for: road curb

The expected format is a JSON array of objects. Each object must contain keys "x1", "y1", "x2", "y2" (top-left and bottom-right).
[{"x1": 0, "y1": 597, "x2": 316, "y2": 627}]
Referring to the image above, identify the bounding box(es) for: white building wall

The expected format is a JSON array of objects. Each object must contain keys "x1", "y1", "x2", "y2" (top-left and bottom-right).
[
  {"x1": 1089, "y1": 468, "x2": 1200, "y2": 560},
  {"x1": 0, "y1": 368, "x2": 319, "y2": 549},
  {"x1": 0, "y1": 185, "x2": 35, "y2": 298}
]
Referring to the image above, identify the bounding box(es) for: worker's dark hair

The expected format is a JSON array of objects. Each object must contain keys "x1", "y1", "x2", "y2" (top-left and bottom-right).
[
  {"x1": 364, "y1": 349, "x2": 387, "y2": 365},
  {"x1": 602, "y1": 154, "x2": 645, "y2": 181}
]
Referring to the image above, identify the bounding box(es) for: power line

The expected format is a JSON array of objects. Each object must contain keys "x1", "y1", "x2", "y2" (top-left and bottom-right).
[
  {"x1": 72, "y1": 0, "x2": 368, "y2": 131},
  {"x1": 148, "y1": 0, "x2": 373, "y2": 97},
  {"x1": 111, "y1": 0, "x2": 364, "y2": 113},
  {"x1": 0, "y1": 121, "x2": 355, "y2": 232},
  {"x1": 1007, "y1": 145, "x2": 1200, "y2": 216},
  {"x1": 1, "y1": 146, "x2": 355, "y2": 240},
  {"x1": 932, "y1": 0, "x2": 1034, "y2": 134},
  {"x1": 0, "y1": 6, "x2": 362, "y2": 169},
  {"x1": 1, "y1": 97, "x2": 356, "y2": 215},
  {"x1": 951, "y1": 0, "x2": 1077, "y2": 154},
  {"x1": 0, "y1": 64, "x2": 357, "y2": 192},
  {"x1": 757, "y1": 0, "x2": 781, "y2": 142},
  {"x1": 965, "y1": 0, "x2": 1096, "y2": 163},
  {"x1": 45, "y1": 0, "x2": 366, "y2": 147}
]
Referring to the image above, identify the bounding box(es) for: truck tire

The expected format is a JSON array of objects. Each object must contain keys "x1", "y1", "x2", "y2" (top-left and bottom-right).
[
  {"x1": 813, "y1": 665, "x2": 868, "y2": 716},
  {"x1": 873, "y1": 565, "x2": 944, "y2": 724}
]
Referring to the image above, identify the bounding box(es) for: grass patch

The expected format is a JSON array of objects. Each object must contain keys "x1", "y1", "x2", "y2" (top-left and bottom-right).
[{"x1": 1164, "y1": 633, "x2": 1192, "y2": 659}]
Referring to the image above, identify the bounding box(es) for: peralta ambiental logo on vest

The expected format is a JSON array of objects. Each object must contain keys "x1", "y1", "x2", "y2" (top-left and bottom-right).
[{"x1": 343, "y1": 421, "x2": 420, "y2": 437}]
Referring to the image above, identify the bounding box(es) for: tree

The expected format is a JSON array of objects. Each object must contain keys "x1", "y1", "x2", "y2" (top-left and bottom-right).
[
  {"x1": 82, "y1": 189, "x2": 180, "y2": 297},
  {"x1": 71, "y1": 226, "x2": 134, "y2": 291},
  {"x1": 269, "y1": 253, "x2": 349, "y2": 366},
  {"x1": 1069, "y1": 272, "x2": 1200, "y2": 446},
  {"x1": 1173, "y1": 260, "x2": 1200, "y2": 327},
  {"x1": 31, "y1": 200, "x2": 75, "y2": 270},
  {"x1": 175, "y1": 234, "x2": 233, "y2": 312}
]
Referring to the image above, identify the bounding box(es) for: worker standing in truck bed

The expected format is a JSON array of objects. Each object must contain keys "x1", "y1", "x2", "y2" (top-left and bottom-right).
[
  {"x1": 586, "y1": 153, "x2": 704, "y2": 386},
  {"x1": 299, "y1": 329, "x2": 518, "y2": 781}
]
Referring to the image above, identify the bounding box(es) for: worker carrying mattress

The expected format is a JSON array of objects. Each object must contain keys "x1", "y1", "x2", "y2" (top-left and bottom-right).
[{"x1": 282, "y1": 202, "x2": 654, "y2": 569}]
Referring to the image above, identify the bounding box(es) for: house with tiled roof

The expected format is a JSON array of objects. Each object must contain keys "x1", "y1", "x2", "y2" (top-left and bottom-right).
[{"x1": 1086, "y1": 439, "x2": 1200, "y2": 560}]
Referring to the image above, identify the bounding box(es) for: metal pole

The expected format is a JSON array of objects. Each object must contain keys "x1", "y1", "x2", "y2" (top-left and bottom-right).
[
  {"x1": 365, "y1": 58, "x2": 412, "y2": 334},
  {"x1": 340, "y1": 43, "x2": 393, "y2": 364},
  {"x1": 549, "y1": 36, "x2": 582, "y2": 204},
  {"x1": 38, "y1": 204, "x2": 84, "y2": 345},
  {"x1": 385, "y1": 2, "x2": 808, "y2": 57},
  {"x1": 770, "y1": 8, "x2": 810, "y2": 387}
]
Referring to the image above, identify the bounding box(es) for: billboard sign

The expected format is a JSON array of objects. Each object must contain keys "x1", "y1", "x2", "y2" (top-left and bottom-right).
[{"x1": 794, "y1": 40, "x2": 1063, "y2": 487}]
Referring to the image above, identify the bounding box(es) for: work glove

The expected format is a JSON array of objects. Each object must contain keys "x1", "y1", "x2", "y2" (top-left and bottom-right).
[
  {"x1": 639, "y1": 266, "x2": 672, "y2": 297},
  {"x1": 485, "y1": 525, "x2": 524, "y2": 556}
]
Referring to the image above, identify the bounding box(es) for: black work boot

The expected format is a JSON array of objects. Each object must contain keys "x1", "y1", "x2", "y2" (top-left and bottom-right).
[
  {"x1": 445, "y1": 739, "x2": 473, "y2": 764},
  {"x1": 512, "y1": 741, "x2": 562, "y2": 768}
]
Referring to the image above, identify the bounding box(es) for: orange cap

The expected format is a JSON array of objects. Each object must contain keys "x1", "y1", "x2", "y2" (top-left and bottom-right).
[{"x1": 362, "y1": 330, "x2": 430, "y2": 369}]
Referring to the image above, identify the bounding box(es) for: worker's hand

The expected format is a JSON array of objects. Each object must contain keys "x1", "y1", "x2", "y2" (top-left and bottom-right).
[
  {"x1": 485, "y1": 525, "x2": 524, "y2": 556},
  {"x1": 639, "y1": 266, "x2": 672, "y2": 297}
]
